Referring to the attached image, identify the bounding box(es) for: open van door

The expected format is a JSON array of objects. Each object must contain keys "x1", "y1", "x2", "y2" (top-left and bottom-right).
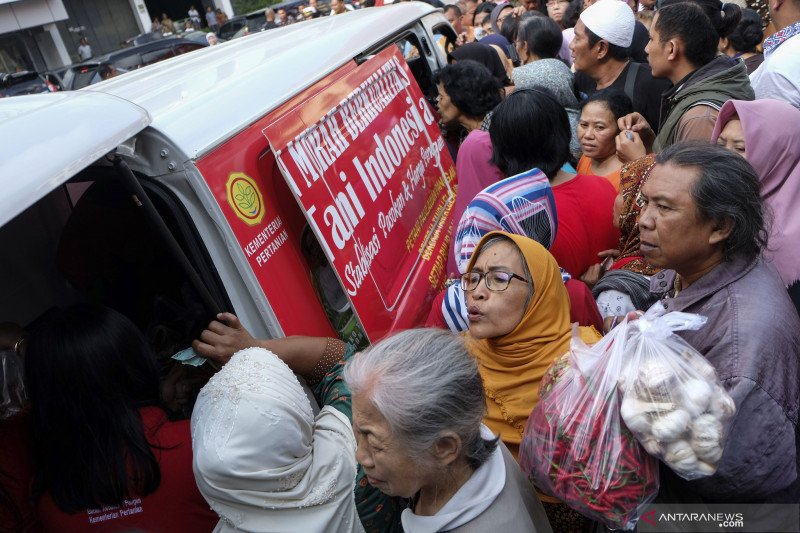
[
  {"x1": 263, "y1": 46, "x2": 456, "y2": 341},
  {"x1": 0, "y1": 92, "x2": 150, "y2": 228}
]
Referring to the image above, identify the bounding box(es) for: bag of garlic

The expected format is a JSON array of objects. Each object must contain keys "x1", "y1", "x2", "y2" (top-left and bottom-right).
[
  {"x1": 617, "y1": 302, "x2": 737, "y2": 481},
  {"x1": 519, "y1": 324, "x2": 659, "y2": 530}
]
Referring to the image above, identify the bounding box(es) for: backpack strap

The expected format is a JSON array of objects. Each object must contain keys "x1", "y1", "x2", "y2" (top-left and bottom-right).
[{"x1": 623, "y1": 61, "x2": 641, "y2": 102}]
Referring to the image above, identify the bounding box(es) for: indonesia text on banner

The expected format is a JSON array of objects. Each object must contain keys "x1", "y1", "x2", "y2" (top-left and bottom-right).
[{"x1": 264, "y1": 46, "x2": 456, "y2": 340}]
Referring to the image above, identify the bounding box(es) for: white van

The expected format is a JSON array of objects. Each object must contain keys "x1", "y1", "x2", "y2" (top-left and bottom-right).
[{"x1": 0, "y1": 3, "x2": 458, "y2": 417}]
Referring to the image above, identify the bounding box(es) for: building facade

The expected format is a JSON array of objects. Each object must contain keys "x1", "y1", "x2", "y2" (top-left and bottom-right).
[{"x1": 1, "y1": 0, "x2": 233, "y2": 73}]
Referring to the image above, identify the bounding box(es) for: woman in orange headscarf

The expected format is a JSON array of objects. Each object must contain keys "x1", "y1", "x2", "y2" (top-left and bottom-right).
[
  {"x1": 462, "y1": 230, "x2": 600, "y2": 531},
  {"x1": 461, "y1": 230, "x2": 600, "y2": 457}
]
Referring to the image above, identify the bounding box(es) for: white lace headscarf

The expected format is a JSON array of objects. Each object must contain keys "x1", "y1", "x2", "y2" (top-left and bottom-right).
[{"x1": 191, "y1": 347, "x2": 364, "y2": 532}]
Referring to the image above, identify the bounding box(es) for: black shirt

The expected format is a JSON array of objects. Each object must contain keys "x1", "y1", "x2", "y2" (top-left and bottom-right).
[
  {"x1": 631, "y1": 21, "x2": 649, "y2": 64},
  {"x1": 574, "y1": 61, "x2": 672, "y2": 134}
]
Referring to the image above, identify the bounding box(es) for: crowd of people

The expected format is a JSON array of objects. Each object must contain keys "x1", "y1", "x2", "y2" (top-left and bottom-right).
[{"x1": 3, "y1": 0, "x2": 800, "y2": 531}]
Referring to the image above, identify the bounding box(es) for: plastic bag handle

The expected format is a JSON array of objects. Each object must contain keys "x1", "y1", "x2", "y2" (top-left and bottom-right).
[{"x1": 632, "y1": 301, "x2": 707, "y2": 339}]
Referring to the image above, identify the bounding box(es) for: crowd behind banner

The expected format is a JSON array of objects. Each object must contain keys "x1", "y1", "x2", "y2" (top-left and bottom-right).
[{"x1": 2, "y1": 0, "x2": 800, "y2": 531}]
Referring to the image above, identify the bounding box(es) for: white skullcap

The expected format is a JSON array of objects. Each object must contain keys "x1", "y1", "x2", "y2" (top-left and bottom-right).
[{"x1": 579, "y1": 0, "x2": 635, "y2": 48}]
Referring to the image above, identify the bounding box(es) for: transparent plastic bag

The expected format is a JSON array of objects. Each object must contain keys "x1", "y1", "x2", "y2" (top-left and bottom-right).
[
  {"x1": 1, "y1": 349, "x2": 26, "y2": 419},
  {"x1": 618, "y1": 302, "x2": 736, "y2": 480},
  {"x1": 519, "y1": 324, "x2": 659, "y2": 530}
]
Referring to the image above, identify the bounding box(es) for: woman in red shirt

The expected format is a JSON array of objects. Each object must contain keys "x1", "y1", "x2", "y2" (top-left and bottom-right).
[
  {"x1": 23, "y1": 304, "x2": 217, "y2": 532},
  {"x1": 489, "y1": 87, "x2": 619, "y2": 280}
]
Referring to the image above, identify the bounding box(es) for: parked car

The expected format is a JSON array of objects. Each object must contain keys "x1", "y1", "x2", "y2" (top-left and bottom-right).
[
  {"x1": 218, "y1": 15, "x2": 245, "y2": 40},
  {"x1": 58, "y1": 63, "x2": 131, "y2": 90},
  {"x1": 128, "y1": 32, "x2": 165, "y2": 46},
  {"x1": 181, "y1": 30, "x2": 212, "y2": 44},
  {"x1": 59, "y1": 37, "x2": 206, "y2": 90},
  {"x1": 0, "y1": 71, "x2": 60, "y2": 98},
  {"x1": 218, "y1": 11, "x2": 265, "y2": 40}
]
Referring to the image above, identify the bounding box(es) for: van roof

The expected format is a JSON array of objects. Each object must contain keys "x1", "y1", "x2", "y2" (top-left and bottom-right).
[
  {"x1": 87, "y1": 3, "x2": 439, "y2": 160},
  {"x1": 0, "y1": 91, "x2": 151, "y2": 227}
]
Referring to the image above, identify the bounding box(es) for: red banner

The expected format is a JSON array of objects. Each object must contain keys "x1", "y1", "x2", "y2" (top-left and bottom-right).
[{"x1": 264, "y1": 46, "x2": 456, "y2": 341}]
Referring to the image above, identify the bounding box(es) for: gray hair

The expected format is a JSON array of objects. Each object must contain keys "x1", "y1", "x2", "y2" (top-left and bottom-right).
[
  {"x1": 343, "y1": 329, "x2": 497, "y2": 469},
  {"x1": 476, "y1": 235, "x2": 535, "y2": 309},
  {"x1": 655, "y1": 142, "x2": 768, "y2": 261}
]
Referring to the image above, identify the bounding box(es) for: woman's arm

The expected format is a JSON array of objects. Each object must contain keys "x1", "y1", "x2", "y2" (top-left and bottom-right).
[{"x1": 192, "y1": 312, "x2": 345, "y2": 380}]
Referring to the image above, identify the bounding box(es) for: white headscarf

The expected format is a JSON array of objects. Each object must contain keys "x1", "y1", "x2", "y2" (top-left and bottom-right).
[
  {"x1": 580, "y1": 0, "x2": 635, "y2": 48},
  {"x1": 191, "y1": 347, "x2": 364, "y2": 533}
]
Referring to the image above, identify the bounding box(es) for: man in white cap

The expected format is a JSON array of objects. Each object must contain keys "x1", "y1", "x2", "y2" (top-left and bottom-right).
[
  {"x1": 581, "y1": 0, "x2": 650, "y2": 62},
  {"x1": 571, "y1": 0, "x2": 670, "y2": 133}
]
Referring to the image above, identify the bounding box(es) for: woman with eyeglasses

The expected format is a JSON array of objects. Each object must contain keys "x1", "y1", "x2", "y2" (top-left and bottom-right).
[
  {"x1": 459, "y1": 231, "x2": 600, "y2": 460},
  {"x1": 545, "y1": 0, "x2": 571, "y2": 29},
  {"x1": 460, "y1": 230, "x2": 599, "y2": 531}
]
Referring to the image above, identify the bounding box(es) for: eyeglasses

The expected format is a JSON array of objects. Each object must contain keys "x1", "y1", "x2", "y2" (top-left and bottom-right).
[{"x1": 460, "y1": 270, "x2": 528, "y2": 292}]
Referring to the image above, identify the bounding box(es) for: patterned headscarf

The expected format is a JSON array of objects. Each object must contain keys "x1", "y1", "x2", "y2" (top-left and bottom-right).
[
  {"x1": 453, "y1": 168, "x2": 557, "y2": 274},
  {"x1": 442, "y1": 169, "x2": 559, "y2": 334},
  {"x1": 616, "y1": 155, "x2": 660, "y2": 276}
]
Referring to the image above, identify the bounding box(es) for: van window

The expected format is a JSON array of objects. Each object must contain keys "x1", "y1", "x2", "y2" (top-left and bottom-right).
[
  {"x1": 431, "y1": 23, "x2": 458, "y2": 57},
  {"x1": 299, "y1": 225, "x2": 368, "y2": 349},
  {"x1": 260, "y1": 151, "x2": 368, "y2": 344},
  {"x1": 0, "y1": 172, "x2": 229, "y2": 420},
  {"x1": 392, "y1": 33, "x2": 436, "y2": 101}
]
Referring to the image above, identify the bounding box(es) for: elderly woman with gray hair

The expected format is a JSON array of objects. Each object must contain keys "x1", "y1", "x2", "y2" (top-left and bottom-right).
[
  {"x1": 345, "y1": 328, "x2": 551, "y2": 532},
  {"x1": 192, "y1": 321, "x2": 552, "y2": 532}
]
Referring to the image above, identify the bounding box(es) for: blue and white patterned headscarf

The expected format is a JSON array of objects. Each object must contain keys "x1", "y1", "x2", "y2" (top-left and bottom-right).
[
  {"x1": 444, "y1": 168, "x2": 561, "y2": 333},
  {"x1": 453, "y1": 167, "x2": 557, "y2": 275}
]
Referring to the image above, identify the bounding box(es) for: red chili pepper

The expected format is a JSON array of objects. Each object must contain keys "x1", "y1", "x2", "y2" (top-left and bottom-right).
[{"x1": 519, "y1": 350, "x2": 660, "y2": 530}]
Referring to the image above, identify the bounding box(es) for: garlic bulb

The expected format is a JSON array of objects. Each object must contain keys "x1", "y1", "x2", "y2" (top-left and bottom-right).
[
  {"x1": 651, "y1": 409, "x2": 691, "y2": 442},
  {"x1": 690, "y1": 414, "x2": 723, "y2": 463},
  {"x1": 681, "y1": 379, "x2": 713, "y2": 417},
  {"x1": 690, "y1": 414, "x2": 722, "y2": 441},
  {"x1": 618, "y1": 373, "x2": 629, "y2": 391},
  {"x1": 695, "y1": 461, "x2": 718, "y2": 476},
  {"x1": 681, "y1": 350, "x2": 717, "y2": 381},
  {"x1": 636, "y1": 361, "x2": 677, "y2": 402},
  {"x1": 641, "y1": 438, "x2": 663, "y2": 456},
  {"x1": 620, "y1": 396, "x2": 653, "y2": 433},
  {"x1": 620, "y1": 394, "x2": 678, "y2": 435},
  {"x1": 672, "y1": 458, "x2": 700, "y2": 477},
  {"x1": 709, "y1": 387, "x2": 736, "y2": 420},
  {"x1": 664, "y1": 440, "x2": 695, "y2": 463},
  {"x1": 692, "y1": 439, "x2": 723, "y2": 463}
]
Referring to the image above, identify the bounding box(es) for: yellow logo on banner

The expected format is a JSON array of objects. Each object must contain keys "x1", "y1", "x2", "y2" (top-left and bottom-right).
[{"x1": 226, "y1": 172, "x2": 265, "y2": 226}]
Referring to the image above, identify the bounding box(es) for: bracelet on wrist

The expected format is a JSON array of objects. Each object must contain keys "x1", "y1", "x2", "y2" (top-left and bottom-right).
[{"x1": 307, "y1": 338, "x2": 345, "y2": 384}]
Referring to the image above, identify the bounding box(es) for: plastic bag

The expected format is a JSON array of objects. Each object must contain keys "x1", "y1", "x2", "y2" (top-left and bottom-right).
[
  {"x1": 618, "y1": 302, "x2": 736, "y2": 480},
  {"x1": 519, "y1": 324, "x2": 659, "y2": 530},
  {"x1": 1, "y1": 349, "x2": 26, "y2": 419}
]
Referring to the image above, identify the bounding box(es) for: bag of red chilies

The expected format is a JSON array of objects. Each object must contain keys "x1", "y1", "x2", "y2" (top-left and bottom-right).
[{"x1": 519, "y1": 323, "x2": 659, "y2": 530}]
